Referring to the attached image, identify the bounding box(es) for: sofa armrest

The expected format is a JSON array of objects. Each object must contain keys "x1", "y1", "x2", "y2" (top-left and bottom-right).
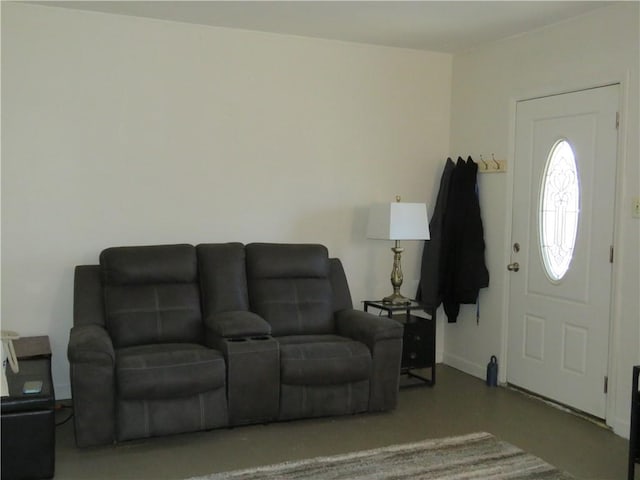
[
  {"x1": 335, "y1": 309, "x2": 403, "y2": 349},
  {"x1": 67, "y1": 325, "x2": 116, "y2": 447},
  {"x1": 335, "y1": 309, "x2": 403, "y2": 412},
  {"x1": 204, "y1": 311, "x2": 271, "y2": 339},
  {"x1": 68, "y1": 325, "x2": 115, "y2": 365},
  {"x1": 73, "y1": 265, "x2": 106, "y2": 328}
]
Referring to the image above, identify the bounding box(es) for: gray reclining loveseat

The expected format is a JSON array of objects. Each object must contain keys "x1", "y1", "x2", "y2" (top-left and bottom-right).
[{"x1": 68, "y1": 243, "x2": 403, "y2": 447}]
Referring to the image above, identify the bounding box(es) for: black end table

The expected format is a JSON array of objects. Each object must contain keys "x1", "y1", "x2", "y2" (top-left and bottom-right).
[
  {"x1": 363, "y1": 300, "x2": 436, "y2": 387},
  {"x1": 1, "y1": 336, "x2": 55, "y2": 480}
]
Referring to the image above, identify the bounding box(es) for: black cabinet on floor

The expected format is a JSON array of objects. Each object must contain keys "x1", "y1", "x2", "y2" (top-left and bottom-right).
[
  {"x1": 1, "y1": 336, "x2": 55, "y2": 480},
  {"x1": 363, "y1": 300, "x2": 435, "y2": 386},
  {"x1": 629, "y1": 365, "x2": 640, "y2": 480}
]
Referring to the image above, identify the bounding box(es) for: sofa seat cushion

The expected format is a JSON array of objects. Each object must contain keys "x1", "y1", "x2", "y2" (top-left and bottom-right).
[
  {"x1": 278, "y1": 335, "x2": 371, "y2": 386},
  {"x1": 116, "y1": 344, "x2": 225, "y2": 400}
]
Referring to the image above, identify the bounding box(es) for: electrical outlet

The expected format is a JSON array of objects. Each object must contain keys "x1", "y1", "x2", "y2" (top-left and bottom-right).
[{"x1": 634, "y1": 197, "x2": 640, "y2": 219}]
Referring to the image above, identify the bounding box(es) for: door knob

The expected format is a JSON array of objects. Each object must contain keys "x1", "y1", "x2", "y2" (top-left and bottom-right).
[{"x1": 507, "y1": 262, "x2": 520, "y2": 272}]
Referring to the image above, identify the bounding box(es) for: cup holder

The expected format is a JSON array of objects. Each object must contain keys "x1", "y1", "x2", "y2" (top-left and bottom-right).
[
  {"x1": 251, "y1": 336, "x2": 271, "y2": 341},
  {"x1": 228, "y1": 338, "x2": 248, "y2": 343}
]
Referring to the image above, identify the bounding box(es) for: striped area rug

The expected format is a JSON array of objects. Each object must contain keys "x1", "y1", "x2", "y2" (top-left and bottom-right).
[{"x1": 187, "y1": 432, "x2": 574, "y2": 480}]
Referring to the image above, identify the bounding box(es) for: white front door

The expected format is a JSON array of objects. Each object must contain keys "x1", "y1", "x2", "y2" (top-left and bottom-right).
[{"x1": 507, "y1": 85, "x2": 619, "y2": 419}]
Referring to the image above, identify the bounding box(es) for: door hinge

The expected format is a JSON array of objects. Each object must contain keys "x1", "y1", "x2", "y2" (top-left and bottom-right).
[
  {"x1": 616, "y1": 112, "x2": 620, "y2": 129},
  {"x1": 604, "y1": 376, "x2": 609, "y2": 394},
  {"x1": 610, "y1": 245, "x2": 614, "y2": 263}
]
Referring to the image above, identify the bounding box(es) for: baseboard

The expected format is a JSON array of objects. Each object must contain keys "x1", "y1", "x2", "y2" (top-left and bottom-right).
[
  {"x1": 442, "y1": 353, "x2": 485, "y2": 380},
  {"x1": 610, "y1": 415, "x2": 631, "y2": 439}
]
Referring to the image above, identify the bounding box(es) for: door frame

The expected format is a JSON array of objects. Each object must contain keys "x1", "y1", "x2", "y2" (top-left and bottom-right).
[{"x1": 501, "y1": 77, "x2": 630, "y2": 429}]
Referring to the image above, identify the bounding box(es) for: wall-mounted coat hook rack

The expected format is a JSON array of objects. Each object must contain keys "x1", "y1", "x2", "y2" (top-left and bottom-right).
[{"x1": 477, "y1": 153, "x2": 507, "y2": 173}]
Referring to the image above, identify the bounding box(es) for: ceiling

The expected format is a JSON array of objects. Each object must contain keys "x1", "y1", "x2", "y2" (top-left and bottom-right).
[{"x1": 31, "y1": 1, "x2": 613, "y2": 53}]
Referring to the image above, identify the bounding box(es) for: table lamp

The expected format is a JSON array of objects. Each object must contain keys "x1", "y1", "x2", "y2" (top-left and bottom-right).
[{"x1": 367, "y1": 196, "x2": 430, "y2": 305}]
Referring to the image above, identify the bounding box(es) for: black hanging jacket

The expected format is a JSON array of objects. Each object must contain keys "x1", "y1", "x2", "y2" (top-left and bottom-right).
[
  {"x1": 441, "y1": 157, "x2": 489, "y2": 322},
  {"x1": 416, "y1": 158, "x2": 455, "y2": 308}
]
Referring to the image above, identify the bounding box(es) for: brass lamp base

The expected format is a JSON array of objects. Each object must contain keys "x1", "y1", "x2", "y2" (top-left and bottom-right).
[
  {"x1": 382, "y1": 292, "x2": 411, "y2": 305},
  {"x1": 382, "y1": 241, "x2": 411, "y2": 305}
]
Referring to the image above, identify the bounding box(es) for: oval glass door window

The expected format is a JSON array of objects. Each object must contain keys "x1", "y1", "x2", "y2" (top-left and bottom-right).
[{"x1": 539, "y1": 139, "x2": 580, "y2": 282}]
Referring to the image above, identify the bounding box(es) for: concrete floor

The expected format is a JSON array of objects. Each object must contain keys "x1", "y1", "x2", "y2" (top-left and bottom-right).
[{"x1": 54, "y1": 365, "x2": 632, "y2": 479}]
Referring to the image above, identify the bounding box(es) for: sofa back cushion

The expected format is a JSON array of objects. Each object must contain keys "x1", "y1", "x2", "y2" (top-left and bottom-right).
[
  {"x1": 246, "y1": 243, "x2": 334, "y2": 336},
  {"x1": 196, "y1": 243, "x2": 249, "y2": 316},
  {"x1": 100, "y1": 244, "x2": 203, "y2": 349}
]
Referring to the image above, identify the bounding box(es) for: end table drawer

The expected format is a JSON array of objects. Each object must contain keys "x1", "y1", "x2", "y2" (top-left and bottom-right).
[
  {"x1": 2, "y1": 409, "x2": 55, "y2": 480},
  {"x1": 401, "y1": 320, "x2": 433, "y2": 370}
]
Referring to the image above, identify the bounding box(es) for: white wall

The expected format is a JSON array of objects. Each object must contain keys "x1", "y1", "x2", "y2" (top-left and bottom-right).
[
  {"x1": 1, "y1": 3, "x2": 452, "y2": 398},
  {"x1": 447, "y1": 3, "x2": 639, "y2": 437}
]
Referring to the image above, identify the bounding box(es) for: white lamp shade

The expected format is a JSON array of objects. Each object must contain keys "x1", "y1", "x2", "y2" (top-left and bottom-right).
[{"x1": 367, "y1": 202, "x2": 430, "y2": 240}]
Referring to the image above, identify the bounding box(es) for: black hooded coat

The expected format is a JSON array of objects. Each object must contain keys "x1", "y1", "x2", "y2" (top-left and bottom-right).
[{"x1": 417, "y1": 157, "x2": 489, "y2": 322}]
